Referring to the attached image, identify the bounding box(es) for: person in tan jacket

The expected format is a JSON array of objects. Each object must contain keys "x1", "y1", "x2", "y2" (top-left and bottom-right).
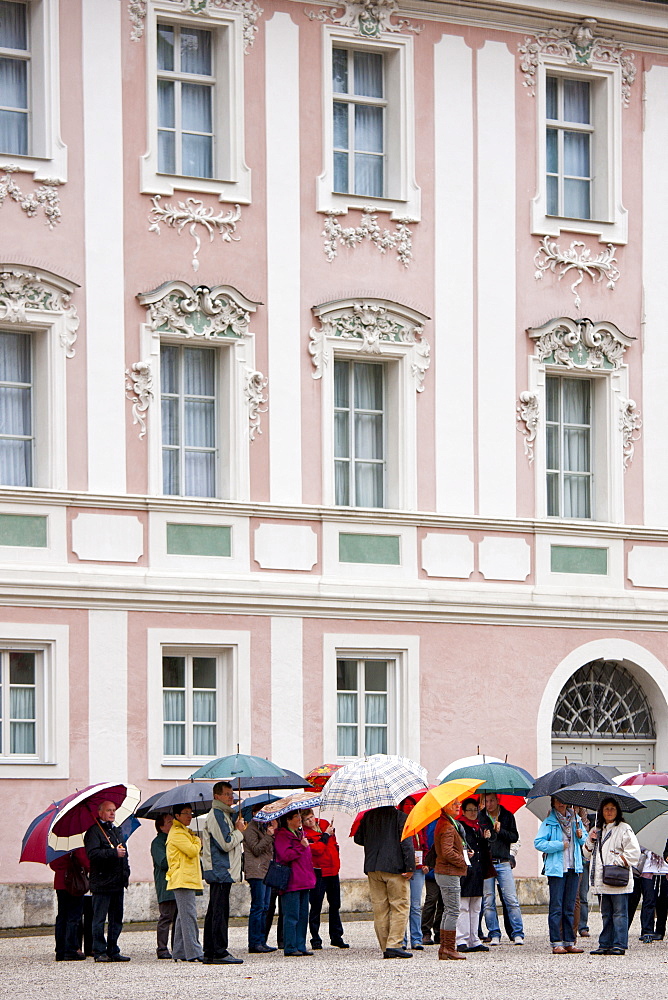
[
  {"x1": 166, "y1": 806, "x2": 204, "y2": 962},
  {"x1": 434, "y1": 799, "x2": 468, "y2": 961}
]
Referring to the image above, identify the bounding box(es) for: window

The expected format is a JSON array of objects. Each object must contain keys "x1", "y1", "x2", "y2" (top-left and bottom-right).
[
  {"x1": 162, "y1": 651, "x2": 218, "y2": 758},
  {"x1": 546, "y1": 76, "x2": 592, "y2": 221},
  {"x1": 0, "y1": 330, "x2": 33, "y2": 487},
  {"x1": 334, "y1": 359, "x2": 384, "y2": 507},
  {"x1": 317, "y1": 30, "x2": 419, "y2": 220},
  {"x1": 337, "y1": 657, "x2": 390, "y2": 757},
  {"x1": 157, "y1": 23, "x2": 214, "y2": 179},
  {"x1": 333, "y1": 48, "x2": 385, "y2": 198},
  {"x1": 160, "y1": 344, "x2": 217, "y2": 498},
  {"x1": 0, "y1": 649, "x2": 38, "y2": 755},
  {"x1": 0, "y1": 1, "x2": 29, "y2": 156},
  {"x1": 546, "y1": 375, "x2": 592, "y2": 518},
  {"x1": 141, "y1": 2, "x2": 250, "y2": 203}
]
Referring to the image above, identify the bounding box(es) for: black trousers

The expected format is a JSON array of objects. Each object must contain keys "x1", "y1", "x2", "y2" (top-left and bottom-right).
[
  {"x1": 156, "y1": 899, "x2": 177, "y2": 956},
  {"x1": 203, "y1": 881, "x2": 231, "y2": 958},
  {"x1": 421, "y1": 878, "x2": 444, "y2": 941},
  {"x1": 91, "y1": 891, "x2": 124, "y2": 958},
  {"x1": 628, "y1": 875, "x2": 659, "y2": 936},
  {"x1": 654, "y1": 876, "x2": 668, "y2": 937},
  {"x1": 309, "y1": 871, "x2": 345, "y2": 945},
  {"x1": 55, "y1": 890, "x2": 85, "y2": 959}
]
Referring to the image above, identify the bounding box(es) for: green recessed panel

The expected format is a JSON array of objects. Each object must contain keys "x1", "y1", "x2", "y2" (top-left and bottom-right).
[
  {"x1": 339, "y1": 533, "x2": 400, "y2": 565},
  {"x1": 166, "y1": 523, "x2": 231, "y2": 557},
  {"x1": 0, "y1": 514, "x2": 47, "y2": 548},
  {"x1": 550, "y1": 545, "x2": 608, "y2": 575}
]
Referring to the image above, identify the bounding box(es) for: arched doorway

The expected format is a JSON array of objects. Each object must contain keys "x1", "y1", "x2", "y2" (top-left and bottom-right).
[{"x1": 551, "y1": 659, "x2": 656, "y2": 771}]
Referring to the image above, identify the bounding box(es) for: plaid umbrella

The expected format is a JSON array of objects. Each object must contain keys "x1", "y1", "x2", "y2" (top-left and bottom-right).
[{"x1": 319, "y1": 754, "x2": 428, "y2": 816}]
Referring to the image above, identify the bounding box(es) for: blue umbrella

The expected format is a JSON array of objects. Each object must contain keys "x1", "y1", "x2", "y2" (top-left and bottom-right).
[
  {"x1": 241, "y1": 793, "x2": 280, "y2": 822},
  {"x1": 190, "y1": 753, "x2": 287, "y2": 783},
  {"x1": 148, "y1": 782, "x2": 216, "y2": 817}
]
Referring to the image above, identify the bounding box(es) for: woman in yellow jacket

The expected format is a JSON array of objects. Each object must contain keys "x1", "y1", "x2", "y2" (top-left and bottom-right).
[{"x1": 166, "y1": 806, "x2": 204, "y2": 962}]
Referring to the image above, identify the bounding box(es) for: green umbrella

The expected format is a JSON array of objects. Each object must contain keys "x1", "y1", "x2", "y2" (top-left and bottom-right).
[
  {"x1": 190, "y1": 752, "x2": 287, "y2": 783},
  {"x1": 440, "y1": 762, "x2": 533, "y2": 796}
]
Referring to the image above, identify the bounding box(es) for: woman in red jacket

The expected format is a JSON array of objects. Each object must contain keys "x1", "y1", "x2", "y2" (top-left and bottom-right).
[{"x1": 301, "y1": 810, "x2": 349, "y2": 950}]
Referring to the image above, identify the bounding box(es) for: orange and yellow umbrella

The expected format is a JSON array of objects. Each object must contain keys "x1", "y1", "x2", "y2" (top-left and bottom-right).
[{"x1": 401, "y1": 779, "x2": 485, "y2": 840}]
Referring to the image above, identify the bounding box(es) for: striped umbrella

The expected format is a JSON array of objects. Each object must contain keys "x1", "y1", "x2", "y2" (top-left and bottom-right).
[{"x1": 319, "y1": 754, "x2": 428, "y2": 816}]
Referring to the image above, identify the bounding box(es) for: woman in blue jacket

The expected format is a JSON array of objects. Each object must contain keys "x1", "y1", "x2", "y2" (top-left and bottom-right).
[{"x1": 534, "y1": 798, "x2": 587, "y2": 954}]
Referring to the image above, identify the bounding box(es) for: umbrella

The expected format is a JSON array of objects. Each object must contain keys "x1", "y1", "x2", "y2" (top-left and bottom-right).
[
  {"x1": 436, "y1": 753, "x2": 502, "y2": 783},
  {"x1": 305, "y1": 763, "x2": 343, "y2": 791},
  {"x1": 20, "y1": 793, "x2": 82, "y2": 865},
  {"x1": 241, "y1": 793, "x2": 280, "y2": 823},
  {"x1": 401, "y1": 779, "x2": 485, "y2": 840},
  {"x1": 319, "y1": 754, "x2": 428, "y2": 816},
  {"x1": 254, "y1": 792, "x2": 322, "y2": 822},
  {"x1": 553, "y1": 782, "x2": 646, "y2": 814},
  {"x1": 622, "y1": 785, "x2": 668, "y2": 853},
  {"x1": 189, "y1": 753, "x2": 287, "y2": 783},
  {"x1": 439, "y1": 762, "x2": 533, "y2": 797},
  {"x1": 145, "y1": 782, "x2": 216, "y2": 818},
  {"x1": 526, "y1": 763, "x2": 616, "y2": 820},
  {"x1": 48, "y1": 782, "x2": 141, "y2": 853},
  {"x1": 239, "y1": 769, "x2": 313, "y2": 791},
  {"x1": 136, "y1": 790, "x2": 173, "y2": 819},
  {"x1": 619, "y1": 772, "x2": 668, "y2": 788}
]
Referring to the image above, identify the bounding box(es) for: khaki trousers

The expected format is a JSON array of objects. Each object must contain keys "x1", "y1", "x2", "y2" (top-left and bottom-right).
[{"x1": 367, "y1": 871, "x2": 410, "y2": 951}]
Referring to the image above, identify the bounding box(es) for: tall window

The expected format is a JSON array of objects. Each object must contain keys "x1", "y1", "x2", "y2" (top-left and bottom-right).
[
  {"x1": 546, "y1": 75, "x2": 592, "y2": 220},
  {"x1": 337, "y1": 657, "x2": 389, "y2": 757},
  {"x1": 0, "y1": 650, "x2": 37, "y2": 755},
  {"x1": 0, "y1": 330, "x2": 32, "y2": 487},
  {"x1": 162, "y1": 652, "x2": 217, "y2": 757},
  {"x1": 157, "y1": 22, "x2": 214, "y2": 179},
  {"x1": 333, "y1": 48, "x2": 385, "y2": 198},
  {"x1": 334, "y1": 359, "x2": 384, "y2": 508},
  {"x1": 161, "y1": 344, "x2": 217, "y2": 498},
  {"x1": 546, "y1": 375, "x2": 592, "y2": 519},
  {"x1": 0, "y1": 1, "x2": 29, "y2": 156}
]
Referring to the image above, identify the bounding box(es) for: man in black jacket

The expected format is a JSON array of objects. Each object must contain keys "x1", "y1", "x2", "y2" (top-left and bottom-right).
[
  {"x1": 354, "y1": 806, "x2": 415, "y2": 959},
  {"x1": 84, "y1": 801, "x2": 131, "y2": 962},
  {"x1": 478, "y1": 793, "x2": 524, "y2": 945}
]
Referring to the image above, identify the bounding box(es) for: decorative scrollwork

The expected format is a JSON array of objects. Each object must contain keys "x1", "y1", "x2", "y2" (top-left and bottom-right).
[
  {"x1": 306, "y1": 0, "x2": 420, "y2": 35},
  {"x1": 534, "y1": 236, "x2": 620, "y2": 310},
  {"x1": 620, "y1": 397, "x2": 642, "y2": 471},
  {"x1": 527, "y1": 317, "x2": 634, "y2": 372},
  {"x1": 244, "y1": 367, "x2": 268, "y2": 441},
  {"x1": 128, "y1": 0, "x2": 146, "y2": 40},
  {"x1": 129, "y1": 0, "x2": 262, "y2": 49},
  {"x1": 148, "y1": 196, "x2": 241, "y2": 272},
  {"x1": 519, "y1": 18, "x2": 636, "y2": 107},
  {"x1": 138, "y1": 280, "x2": 260, "y2": 341},
  {"x1": 0, "y1": 166, "x2": 62, "y2": 229},
  {"x1": 0, "y1": 267, "x2": 79, "y2": 357},
  {"x1": 516, "y1": 391, "x2": 539, "y2": 464},
  {"x1": 323, "y1": 208, "x2": 415, "y2": 267},
  {"x1": 125, "y1": 361, "x2": 154, "y2": 440}
]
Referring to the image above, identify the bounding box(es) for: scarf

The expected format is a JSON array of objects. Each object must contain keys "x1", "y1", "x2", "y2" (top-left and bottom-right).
[
  {"x1": 555, "y1": 807, "x2": 574, "y2": 841},
  {"x1": 460, "y1": 814, "x2": 480, "y2": 832}
]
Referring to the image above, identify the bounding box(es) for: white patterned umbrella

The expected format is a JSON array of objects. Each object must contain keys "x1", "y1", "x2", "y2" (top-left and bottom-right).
[{"x1": 318, "y1": 754, "x2": 428, "y2": 816}]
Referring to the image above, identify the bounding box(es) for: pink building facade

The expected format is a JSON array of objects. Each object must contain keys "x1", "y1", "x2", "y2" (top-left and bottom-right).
[{"x1": 2, "y1": 0, "x2": 668, "y2": 901}]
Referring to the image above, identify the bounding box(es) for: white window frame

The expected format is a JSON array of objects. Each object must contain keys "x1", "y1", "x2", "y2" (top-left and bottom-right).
[
  {"x1": 147, "y1": 627, "x2": 250, "y2": 779},
  {"x1": 531, "y1": 57, "x2": 626, "y2": 244},
  {"x1": 334, "y1": 357, "x2": 386, "y2": 508},
  {"x1": 545, "y1": 373, "x2": 594, "y2": 519},
  {"x1": 317, "y1": 26, "x2": 420, "y2": 220},
  {"x1": 335, "y1": 655, "x2": 393, "y2": 759},
  {"x1": 0, "y1": 0, "x2": 67, "y2": 181},
  {"x1": 322, "y1": 633, "x2": 420, "y2": 764},
  {"x1": 141, "y1": 0, "x2": 250, "y2": 204},
  {"x1": 0, "y1": 622, "x2": 69, "y2": 778},
  {"x1": 138, "y1": 281, "x2": 260, "y2": 501}
]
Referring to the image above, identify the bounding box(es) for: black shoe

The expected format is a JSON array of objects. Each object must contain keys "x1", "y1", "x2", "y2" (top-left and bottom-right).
[
  {"x1": 468, "y1": 945, "x2": 490, "y2": 952},
  {"x1": 94, "y1": 955, "x2": 110, "y2": 963},
  {"x1": 311, "y1": 942, "x2": 323, "y2": 950},
  {"x1": 331, "y1": 941, "x2": 349, "y2": 949},
  {"x1": 63, "y1": 954, "x2": 86, "y2": 961},
  {"x1": 299, "y1": 950, "x2": 314, "y2": 956},
  {"x1": 187, "y1": 956, "x2": 205, "y2": 962},
  {"x1": 204, "y1": 955, "x2": 243, "y2": 964},
  {"x1": 284, "y1": 950, "x2": 305, "y2": 956},
  {"x1": 590, "y1": 948, "x2": 610, "y2": 955},
  {"x1": 157, "y1": 952, "x2": 172, "y2": 959},
  {"x1": 609, "y1": 948, "x2": 625, "y2": 955},
  {"x1": 248, "y1": 945, "x2": 274, "y2": 953},
  {"x1": 652, "y1": 934, "x2": 664, "y2": 941},
  {"x1": 456, "y1": 945, "x2": 468, "y2": 952},
  {"x1": 640, "y1": 934, "x2": 655, "y2": 943},
  {"x1": 422, "y1": 935, "x2": 435, "y2": 945},
  {"x1": 108, "y1": 955, "x2": 131, "y2": 962},
  {"x1": 412, "y1": 944, "x2": 424, "y2": 951},
  {"x1": 383, "y1": 948, "x2": 413, "y2": 959}
]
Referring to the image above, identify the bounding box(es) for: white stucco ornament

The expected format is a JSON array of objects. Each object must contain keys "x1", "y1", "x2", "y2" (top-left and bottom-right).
[
  {"x1": 323, "y1": 208, "x2": 415, "y2": 266},
  {"x1": 0, "y1": 166, "x2": 62, "y2": 229},
  {"x1": 129, "y1": 0, "x2": 262, "y2": 50},
  {"x1": 244, "y1": 367, "x2": 268, "y2": 441},
  {"x1": 519, "y1": 18, "x2": 636, "y2": 107},
  {"x1": 527, "y1": 317, "x2": 634, "y2": 372},
  {"x1": 125, "y1": 361, "x2": 154, "y2": 440},
  {"x1": 0, "y1": 267, "x2": 79, "y2": 357},
  {"x1": 516, "y1": 391, "x2": 539, "y2": 464},
  {"x1": 148, "y1": 195, "x2": 241, "y2": 272},
  {"x1": 620, "y1": 397, "x2": 642, "y2": 471},
  {"x1": 534, "y1": 236, "x2": 620, "y2": 310},
  {"x1": 306, "y1": 0, "x2": 420, "y2": 35}
]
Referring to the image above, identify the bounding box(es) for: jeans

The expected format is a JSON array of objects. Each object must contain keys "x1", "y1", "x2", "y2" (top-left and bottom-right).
[
  {"x1": 91, "y1": 891, "x2": 124, "y2": 958},
  {"x1": 282, "y1": 889, "x2": 310, "y2": 954},
  {"x1": 435, "y1": 874, "x2": 461, "y2": 932},
  {"x1": 203, "y1": 881, "x2": 231, "y2": 959},
  {"x1": 309, "y1": 872, "x2": 345, "y2": 946},
  {"x1": 547, "y1": 870, "x2": 579, "y2": 946},
  {"x1": 55, "y1": 890, "x2": 85, "y2": 959},
  {"x1": 402, "y1": 869, "x2": 425, "y2": 947},
  {"x1": 599, "y1": 892, "x2": 629, "y2": 951},
  {"x1": 483, "y1": 862, "x2": 524, "y2": 941},
  {"x1": 579, "y1": 861, "x2": 590, "y2": 932},
  {"x1": 248, "y1": 879, "x2": 272, "y2": 949}
]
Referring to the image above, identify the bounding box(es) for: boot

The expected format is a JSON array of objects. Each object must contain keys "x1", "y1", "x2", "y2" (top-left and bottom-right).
[
  {"x1": 438, "y1": 929, "x2": 448, "y2": 960},
  {"x1": 442, "y1": 930, "x2": 466, "y2": 960}
]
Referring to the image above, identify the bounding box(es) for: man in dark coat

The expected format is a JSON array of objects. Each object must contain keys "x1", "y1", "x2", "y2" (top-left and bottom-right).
[
  {"x1": 353, "y1": 806, "x2": 415, "y2": 959},
  {"x1": 478, "y1": 793, "x2": 524, "y2": 945},
  {"x1": 84, "y1": 800, "x2": 131, "y2": 962}
]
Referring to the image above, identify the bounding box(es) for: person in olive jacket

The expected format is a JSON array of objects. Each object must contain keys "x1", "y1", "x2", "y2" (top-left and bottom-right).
[
  {"x1": 150, "y1": 814, "x2": 176, "y2": 959},
  {"x1": 84, "y1": 800, "x2": 131, "y2": 963}
]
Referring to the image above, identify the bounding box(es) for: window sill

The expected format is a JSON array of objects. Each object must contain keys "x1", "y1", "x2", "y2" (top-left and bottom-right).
[
  {"x1": 532, "y1": 202, "x2": 627, "y2": 245},
  {"x1": 0, "y1": 151, "x2": 67, "y2": 184},
  {"x1": 141, "y1": 160, "x2": 251, "y2": 205},
  {"x1": 317, "y1": 187, "x2": 420, "y2": 222}
]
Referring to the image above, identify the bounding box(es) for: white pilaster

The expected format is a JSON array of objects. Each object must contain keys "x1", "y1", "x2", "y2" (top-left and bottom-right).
[
  {"x1": 265, "y1": 14, "x2": 302, "y2": 504},
  {"x1": 642, "y1": 66, "x2": 668, "y2": 526},
  {"x1": 434, "y1": 35, "x2": 475, "y2": 515},
  {"x1": 270, "y1": 617, "x2": 303, "y2": 773},
  {"x1": 88, "y1": 610, "x2": 128, "y2": 782},
  {"x1": 476, "y1": 41, "x2": 516, "y2": 518},
  {"x1": 82, "y1": 0, "x2": 126, "y2": 493}
]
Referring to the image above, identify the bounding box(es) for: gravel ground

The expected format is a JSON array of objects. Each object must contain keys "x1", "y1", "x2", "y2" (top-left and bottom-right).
[{"x1": 3, "y1": 913, "x2": 668, "y2": 999}]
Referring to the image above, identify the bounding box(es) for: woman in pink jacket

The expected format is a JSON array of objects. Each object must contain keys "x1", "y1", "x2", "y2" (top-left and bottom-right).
[{"x1": 274, "y1": 810, "x2": 316, "y2": 956}]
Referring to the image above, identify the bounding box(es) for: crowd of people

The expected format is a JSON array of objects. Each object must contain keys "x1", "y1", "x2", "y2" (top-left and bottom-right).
[{"x1": 48, "y1": 785, "x2": 668, "y2": 963}]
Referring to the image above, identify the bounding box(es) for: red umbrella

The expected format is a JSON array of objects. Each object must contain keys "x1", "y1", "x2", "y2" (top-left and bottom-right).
[
  {"x1": 20, "y1": 790, "x2": 84, "y2": 864},
  {"x1": 48, "y1": 782, "x2": 141, "y2": 853},
  {"x1": 305, "y1": 763, "x2": 342, "y2": 792}
]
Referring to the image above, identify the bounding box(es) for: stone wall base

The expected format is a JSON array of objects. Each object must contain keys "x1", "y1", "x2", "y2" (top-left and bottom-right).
[{"x1": 0, "y1": 877, "x2": 553, "y2": 930}]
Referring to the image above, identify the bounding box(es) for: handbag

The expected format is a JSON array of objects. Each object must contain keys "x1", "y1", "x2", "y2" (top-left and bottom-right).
[
  {"x1": 64, "y1": 854, "x2": 90, "y2": 896},
  {"x1": 263, "y1": 859, "x2": 291, "y2": 891},
  {"x1": 599, "y1": 829, "x2": 630, "y2": 888}
]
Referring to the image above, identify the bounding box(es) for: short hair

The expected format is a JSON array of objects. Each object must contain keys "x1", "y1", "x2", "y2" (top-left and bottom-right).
[
  {"x1": 278, "y1": 810, "x2": 300, "y2": 829},
  {"x1": 461, "y1": 798, "x2": 479, "y2": 812},
  {"x1": 213, "y1": 781, "x2": 233, "y2": 796},
  {"x1": 300, "y1": 809, "x2": 314, "y2": 820},
  {"x1": 596, "y1": 797, "x2": 622, "y2": 827},
  {"x1": 97, "y1": 800, "x2": 115, "y2": 815},
  {"x1": 172, "y1": 805, "x2": 193, "y2": 818},
  {"x1": 154, "y1": 815, "x2": 170, "y2": 834}
]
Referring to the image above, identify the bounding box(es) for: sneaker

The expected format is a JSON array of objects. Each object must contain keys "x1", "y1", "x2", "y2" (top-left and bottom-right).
[
  {"x1": 488, "y1": 938, "x2": 501, "y2": 946},
  {"x1": 640, "y1": 934, "x2": 655, "y2": 943},
  {"x1": 512, "y1": 938, "x2": 524, "y2": 945}
]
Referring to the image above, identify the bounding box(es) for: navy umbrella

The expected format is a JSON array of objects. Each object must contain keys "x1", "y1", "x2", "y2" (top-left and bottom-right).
[
  {"x1": 527, "y1": 764, "x2": 616, "y2": 820},
  {"x1": 147, "y1": 782, "x2": 216, "y2": 818},
  {"x1": 241, "y1": 793, "x2": 280, "y2": 823}
]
